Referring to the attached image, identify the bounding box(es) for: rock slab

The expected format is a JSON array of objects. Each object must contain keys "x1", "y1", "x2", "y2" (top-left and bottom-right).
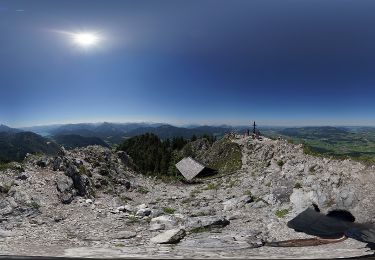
[{"x1": 150, "y1": 229, "x2": 186, "y2": 244}]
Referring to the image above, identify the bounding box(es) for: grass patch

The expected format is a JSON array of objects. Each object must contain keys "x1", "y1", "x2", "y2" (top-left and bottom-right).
[
  {"x1": 203, "y1": 182, "x2": 221, "y2": 190},
  {"x1": 206, "y1": 139, "x2": 242, "y2": 174},
  {"x1": 0, "y1": 162, "x2": 24, "y2": 172},
  {"x1": 137, "y1": 186, "x2": 149, "y2": 194},
  {"x1": 156, "y1": 174, "x2": 185, "y2": 183},
  {"x1": 163, "y1": 207, "x2": 176, "y2": 214},
  {"x1": 275, "y1": 209, "x2": 289, "y2": 218}
]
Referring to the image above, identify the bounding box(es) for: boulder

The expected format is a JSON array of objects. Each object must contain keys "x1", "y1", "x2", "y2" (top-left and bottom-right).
[
  {"x1": 59, "y1": 192, "x2": 75, "y2": 204},
  {"x1": 65, "y1": 164, "x2": 79, "y2": 177},
  {"x1": 52, "y1": 157, "x2": 63, "y2": 171},
  {"x1": 0, "y1": 197, "x2": 17, "y2": 215},
  {"x1": 135, "y1": 204, "x2": 151, "y2": 217},
  {"x1": 336, "y1": 186, "x2": 358, "y2": 208},
  {"x1": 71, "y1": 173, "x2": 93, "y2": 197},
  {"x1": 150, "y1": 215, "x2": 178, "y2": 229},
  {"x1": 55, "y1": 174, "x2": 74, "y2": 193},
  {"x1": 117, "y1": 206, "x2": 126, "y2": 212},
  {"x1": 116, "y1": 151, "x2": 130, "y2": 165},
  {"x1": 8, "y1": 187, "x2": 32, "y2": 205},
  {"x1": 124, "y1": 204, "x2": 136, "y2": 212},
  {"x1": 136, "y1": 208, "x2": 152, "y2": 217},
  {"x1": 16, "y1": 172, "x2": 30, "y2": 181},
  {"x1": 290, "y1": 189, "x2": 315, "y2": 214},
  {"x1": 223, "y1": 195, "x2": 253, "y2": 211},
  {"x1": 36, "y1": 157, "x2": 48, "y2": 168},
  {"x1": 149, "y1": 223, "x2": 165, "y2": 231},
  {"x1": 150, "y1": 209, "x2": 164, "y2": 218},
  {"x1": 150, "y1": 228, "x2": 186, "y2": 244}
]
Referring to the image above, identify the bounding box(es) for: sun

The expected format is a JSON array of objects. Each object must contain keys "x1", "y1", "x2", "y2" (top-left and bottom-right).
[{"x1": 72, "y1": 33, "x2": 100, "y2": 47}]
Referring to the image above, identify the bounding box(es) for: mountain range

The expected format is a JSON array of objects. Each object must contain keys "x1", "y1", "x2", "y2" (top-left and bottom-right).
[
  {"x1": 22, "y1": 122, "x2": 235, "y2": 144},
  {"x1": 2, "y1": 122, "x2": 375, "y2": 163}
]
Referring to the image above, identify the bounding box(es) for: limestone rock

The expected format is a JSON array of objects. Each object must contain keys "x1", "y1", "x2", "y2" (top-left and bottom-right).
[
  {"x1": 150, "y1": 215, "x2": 178, "y2": 229},
  {"x1": 150, "y1": 228, "x2": 186, "y2": 244},
  {"x1": 149, "y1": 223, "x2": 165, "y2": 231},
  {"x1": 55, "y1": 174, "x2": 73, "y2": 193},
  {"x1": 59, "y1": 192, "x2": 75, "y2": 204},
  {"x1": 223, "y1": 195, "x2": 253, "y2": 211}
]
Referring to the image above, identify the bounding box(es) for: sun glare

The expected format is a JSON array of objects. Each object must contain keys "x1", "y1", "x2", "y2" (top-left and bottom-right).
[{"x1": 72, "y1": 33, "x2": 100, "y2": 47}]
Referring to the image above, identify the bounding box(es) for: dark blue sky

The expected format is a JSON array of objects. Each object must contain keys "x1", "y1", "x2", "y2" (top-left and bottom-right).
[{"x1": 1, "y1": 0, "x2": 375, "y2": 127}]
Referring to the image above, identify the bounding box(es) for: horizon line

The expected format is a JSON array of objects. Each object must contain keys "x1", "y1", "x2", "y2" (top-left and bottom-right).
[{"x1": 4, "y1": 120, "x2": 375, "y2": 129}]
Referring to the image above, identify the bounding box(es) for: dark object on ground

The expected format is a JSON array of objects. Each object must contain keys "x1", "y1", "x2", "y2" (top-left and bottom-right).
[
  {"x1": 266, "y1": 205, "x2": 375, "y2": 248},
  {"x1": 288, "y1": 206, "x2": 375, "y2": 244},
  {"x1": 287, "y1": 207, "x2": 354, "y2": 239}
]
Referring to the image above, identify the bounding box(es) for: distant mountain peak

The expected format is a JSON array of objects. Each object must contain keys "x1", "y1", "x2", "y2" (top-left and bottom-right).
[{"x1": 0, "y1": 124, "x2": 21, "y2": 133}]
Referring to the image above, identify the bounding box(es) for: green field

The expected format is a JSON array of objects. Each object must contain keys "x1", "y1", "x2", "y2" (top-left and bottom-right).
[{"x1": 262, "y1": 126, "x2": 375, "y2": 164}]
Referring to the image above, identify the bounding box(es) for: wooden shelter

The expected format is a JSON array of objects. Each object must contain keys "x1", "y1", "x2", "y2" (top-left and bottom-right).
[{"x1": 175, "y1": 157, "x2": 215, "y2": 180}]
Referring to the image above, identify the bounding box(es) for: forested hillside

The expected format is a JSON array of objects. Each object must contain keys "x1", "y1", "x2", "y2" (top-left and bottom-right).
[{"x1": 0, "y1": 132, "x2": 61, "y2": 163}]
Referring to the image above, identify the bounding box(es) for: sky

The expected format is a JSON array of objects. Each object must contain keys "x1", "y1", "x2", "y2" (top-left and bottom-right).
[{"x1": 1, "y1": 0, "x2": 375, "y2": 127}]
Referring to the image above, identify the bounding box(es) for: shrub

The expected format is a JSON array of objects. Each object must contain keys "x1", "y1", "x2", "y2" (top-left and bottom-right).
[
  {"x1": 163, "y1": 207, "x2": 176, "y2": 214},
  {"x1": 277, "y1": 160, "x2": 285, "y2": 167},
  {"x1": 79, "y1": 165, "x2": 88, "y2": 175},
  {"x1": 0, "y1": 163, "x2": 11, "y2": 171},
  {"x1": 294, "y1": 182, "x2": 302, "y2": 189}
]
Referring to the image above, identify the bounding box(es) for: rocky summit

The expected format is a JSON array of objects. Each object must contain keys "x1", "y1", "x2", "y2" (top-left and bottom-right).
[{"x1": 1, "y1": 135, "x2": 375, "y2": 258}]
